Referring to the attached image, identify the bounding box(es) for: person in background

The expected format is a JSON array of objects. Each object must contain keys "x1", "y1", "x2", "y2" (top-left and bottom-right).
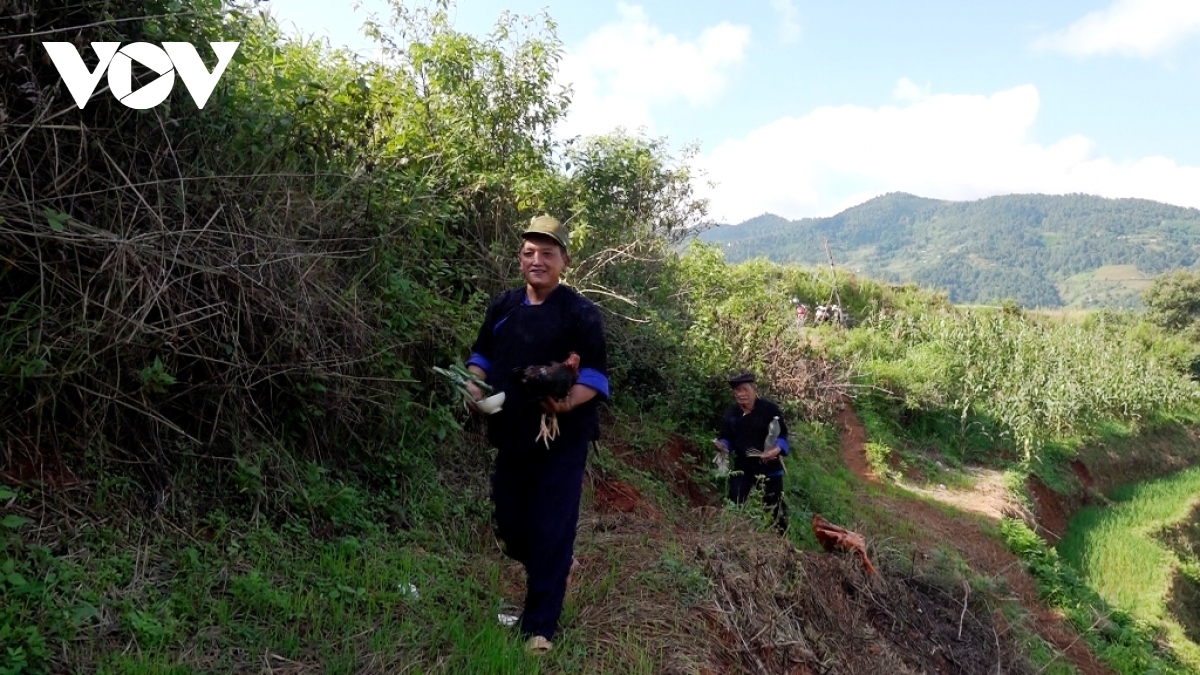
[
  {"x1": 713, "y1": 370, "x2": 790, "y2": 533},
  {"x1": 464, "y1": 215, "x2": 609, "y2": 654}
]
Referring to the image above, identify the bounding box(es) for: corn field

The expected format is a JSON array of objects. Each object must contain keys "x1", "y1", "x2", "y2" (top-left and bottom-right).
[{"x1": 847, "y1": 308, "x2": 1200, "y2": 459}]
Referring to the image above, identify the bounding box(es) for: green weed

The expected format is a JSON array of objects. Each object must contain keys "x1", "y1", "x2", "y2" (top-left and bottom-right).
[
  {"x1": 1058, "y1": 467, "x2": 1200, "y2": 669},
  {"x1": 1002, "y1": 518, "x2": 1191, "y2": 673}
]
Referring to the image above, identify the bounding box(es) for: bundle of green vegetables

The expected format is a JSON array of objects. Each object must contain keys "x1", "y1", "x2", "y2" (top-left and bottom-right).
[{"x1": 432, "y1": 363, "x2": 505, "y2": 414}]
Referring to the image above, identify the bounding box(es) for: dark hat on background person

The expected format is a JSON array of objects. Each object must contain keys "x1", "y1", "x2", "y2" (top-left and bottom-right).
[
  {"x1": 522, "y1": 215, "x2": 570, "y2": 250},
  {"x1": 727, "y1": 370, "x2": 756, "y2": 387}
]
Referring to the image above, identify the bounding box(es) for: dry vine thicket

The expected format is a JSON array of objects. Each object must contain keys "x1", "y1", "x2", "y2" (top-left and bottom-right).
[
  {"x1": 695, "y1": 303, "x2": 855, "y2": 422},
  {"x1": 760, "y1": 332, "x2": 853, "y2": 420},
  {"x1": 1, "y1": 5, "x2": 382, "y2": 491}
]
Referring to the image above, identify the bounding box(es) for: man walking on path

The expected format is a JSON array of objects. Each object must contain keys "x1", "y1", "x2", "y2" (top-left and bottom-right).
[
  {"x1": 714, "y1": 370, "x2": 791, "y2": 533},
  {"x1": 464, "y1": 215, "x2": 609, "y2": 654}
]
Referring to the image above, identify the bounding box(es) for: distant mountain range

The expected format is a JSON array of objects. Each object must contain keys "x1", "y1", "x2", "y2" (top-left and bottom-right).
[{"x1": 699, "y1": 193, "x2": 1200, "y2": 308}]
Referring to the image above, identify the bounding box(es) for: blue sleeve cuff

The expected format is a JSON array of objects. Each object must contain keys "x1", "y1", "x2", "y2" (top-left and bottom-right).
[
  {"x1": 466, "y1": 353, "x2": 490, "y2": 374},
  {"x1": 777, "y1": 437, "x2": 790, "y2": 455},
  {"x1": 577, "y1": 367, "x2": 610, "y2": 399}
]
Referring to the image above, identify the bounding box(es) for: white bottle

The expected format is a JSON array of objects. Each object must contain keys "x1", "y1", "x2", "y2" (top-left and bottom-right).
[{"x1": 764, "y1": 416, "x2": 780, "y2": 454}]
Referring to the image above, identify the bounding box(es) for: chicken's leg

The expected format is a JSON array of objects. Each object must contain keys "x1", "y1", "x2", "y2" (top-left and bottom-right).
[
  {"x1": 535, "y1": 413, "x2": 552, "y2": 448},
  {"x1": 534, "y1": 412, "x2": 561, "y2": 448}
]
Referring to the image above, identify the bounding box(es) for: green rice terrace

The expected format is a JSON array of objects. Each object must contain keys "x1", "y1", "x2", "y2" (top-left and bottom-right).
[{"x1": 4, "y1": 1, "x2": 1200, "y2": 673}]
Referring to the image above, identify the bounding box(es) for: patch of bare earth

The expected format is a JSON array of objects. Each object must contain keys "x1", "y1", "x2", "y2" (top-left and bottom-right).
[
  {"x1": 1080, "y1": 424, "x2": 1200, "y2": 494},
  {"x1": 900, "y1": 467, "x2": 1018, "y2": 522},
  {"x1": 555, "y1": 435, "x2": 1039, "y2": 674},
  {"x1": 1027, "y1": 476, "x2": 1073, "y2": 544},
  {"x1": 1156, "y1": 504, "x2": 1200, "y2": 645},
  {"x1": 835, "y1": 405, "x2": 1113, "y2": 675}
]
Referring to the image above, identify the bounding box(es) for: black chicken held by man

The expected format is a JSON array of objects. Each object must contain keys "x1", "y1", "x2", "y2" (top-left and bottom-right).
[{"x1": 515, "y1": 352, "x2": 580, "y2": 447}]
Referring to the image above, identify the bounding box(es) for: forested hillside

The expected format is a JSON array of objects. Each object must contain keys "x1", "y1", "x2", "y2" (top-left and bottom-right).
[{"x1": 701, "y1": 193, "x2": 1200, "y2": 308}]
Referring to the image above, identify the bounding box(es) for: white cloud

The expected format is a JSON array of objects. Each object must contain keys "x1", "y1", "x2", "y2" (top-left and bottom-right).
[
  {"x1": 1033, "y1": 0, "x2": 1200, "y2": 58},
  {"x1": 770, "y1": 0, "x2": 802, "y2": 45},
  {"x1": 696, "y1": 84, "x2": 1200, "y2": 222},
  {"x1": 556, "y1": 3, "x2": 750, "y2": 138},
  {"x1": 892, "y1": 77, "x2": 930, "y2": 102}
]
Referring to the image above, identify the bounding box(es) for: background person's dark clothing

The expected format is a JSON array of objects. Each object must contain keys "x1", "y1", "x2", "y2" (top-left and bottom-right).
[
  {"x1": 728, "y1": 472, "x2": 787, "y2": 533},
  {"x1": 719, "y1": 397, "x2": 790, "y2": 476},
  {"x1": 467, "y1": 284, "x2": 608, "y2": 641},
  {"x1": 719, "y1": 397, "x2": 790, "y2": 532}
]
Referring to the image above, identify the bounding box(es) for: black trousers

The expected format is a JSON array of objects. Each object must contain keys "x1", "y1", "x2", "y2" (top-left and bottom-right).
[
  {"x1": 728, "y1": 472, "x2": 788, "y2": 533},
  {"x1": 491, "y1": 439, "x2": 588, "y2": 641}
]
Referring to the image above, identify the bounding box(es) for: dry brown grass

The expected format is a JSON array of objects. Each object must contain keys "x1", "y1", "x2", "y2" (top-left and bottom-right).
[{"x1": 557, "y1": 443, "x2": 1036, "y2": 675}]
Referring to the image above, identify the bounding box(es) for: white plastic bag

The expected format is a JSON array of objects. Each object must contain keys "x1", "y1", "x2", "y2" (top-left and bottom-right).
[{"x1": 714, "y1": 451, "x2": 729, "y2": 476}]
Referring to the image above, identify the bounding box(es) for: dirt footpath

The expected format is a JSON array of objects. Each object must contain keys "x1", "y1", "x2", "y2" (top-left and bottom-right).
[{"x1": 835, "y1": 405, "x2": 1113, "y2": 675}]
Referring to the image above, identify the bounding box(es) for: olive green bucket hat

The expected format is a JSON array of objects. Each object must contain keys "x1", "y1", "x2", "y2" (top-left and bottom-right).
[{"x1": 522, "y1": 215, "x2": 569, "y2": 250}]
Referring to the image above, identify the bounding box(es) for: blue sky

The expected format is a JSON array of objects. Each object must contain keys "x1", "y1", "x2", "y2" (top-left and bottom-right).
[{"x1": 265, "y1": 0, "x2": 1200, "y2": 222}]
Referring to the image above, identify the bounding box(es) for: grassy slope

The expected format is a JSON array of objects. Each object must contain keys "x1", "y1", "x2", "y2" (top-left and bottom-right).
[
  {"x1": 1059, "y1": 464, "x2": 1200, "y2": 670},
  {"x1": 1057, "y1": 265, "x2": 1154, "y2": 309},
  {"x1": 2, "y1": 413, "x2": 1058, "y2": 674},
  {"x1": 847, "y1": 345, "x2": 1200, "y2": 674}
]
